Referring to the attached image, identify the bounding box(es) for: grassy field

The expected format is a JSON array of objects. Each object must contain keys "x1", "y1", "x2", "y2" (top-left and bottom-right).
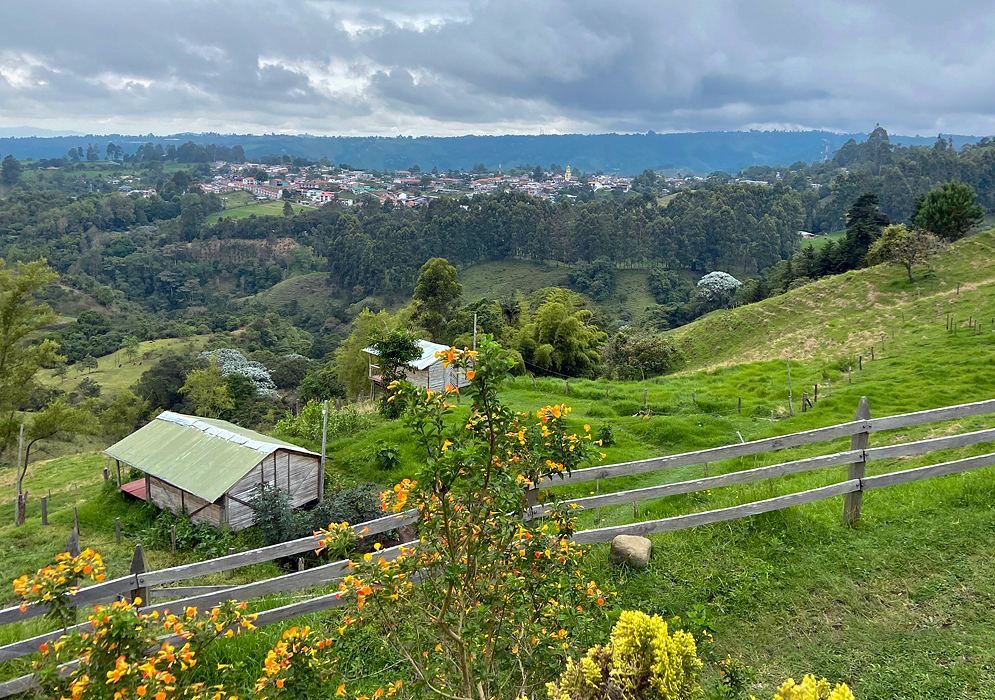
[
  {"x1": 807, "y1": 229, "x2": 846, "y2": 250},
  {"x1": 38, "y1": 336, "x2": 214, "y2": 398},
  {"x1": 206, "y1": 191, "x2": 310, "y2": 224},
  {"x1": 674, "y1": 229, "x2": 995, "y2": 370}
]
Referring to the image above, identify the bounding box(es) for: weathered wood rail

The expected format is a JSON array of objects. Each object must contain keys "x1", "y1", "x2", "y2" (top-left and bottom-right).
[{"x1": 2, "y1": 396, "x2": 995, "y2": 696}]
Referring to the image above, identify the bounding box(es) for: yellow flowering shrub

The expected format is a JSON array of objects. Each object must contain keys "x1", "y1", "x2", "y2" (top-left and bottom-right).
[
  {"x1": 13, "y1": 548, "x2": 105, "y2": 628},
  {"x1": 336, "y1": 338, "x2": 612, "y2": 700},
  {"x1": 546, "y1": 610, "x2": 701, "y2": 700},
  {"x1": 33, "y1": 596, "x2": 255, "y2": 700},
  {"x1": 772, "y1": 675, "x2": 855, "y2": 700}
]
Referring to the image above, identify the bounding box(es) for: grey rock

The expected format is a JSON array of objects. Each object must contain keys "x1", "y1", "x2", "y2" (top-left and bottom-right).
[{"x1": 610, "y1": 534, "x2": 652, "y2": 568}]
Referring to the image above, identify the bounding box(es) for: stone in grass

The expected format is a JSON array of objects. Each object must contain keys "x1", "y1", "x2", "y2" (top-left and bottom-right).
[{"x1": 610, "y1": 534, "x2": 652, "y2": 568}]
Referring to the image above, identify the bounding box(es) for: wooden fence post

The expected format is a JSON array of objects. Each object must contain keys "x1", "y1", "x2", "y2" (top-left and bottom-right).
[
  {"x1": 870, "y1": 346, "x2": 874, "y2": 361},
  {"x1": 643, "y1": 388, "x2": 648, "y2": 407},
  {"x1": 785, "y1": 359, "x2": 794, "y2": 416},
  {"x1": 103, "y1": 467, "x2": 109, "y2": 482},
  {"x1": 859, "y1": 355, "x2": 862, "y2": 370},
  {"x1": 843, "y1": 396, "x2": 871, "y2": 524},
  {"x1": 72, "y1": 505, "x2": 79, "y2": 533},
  {"x1": 228, "y1": 547, "x2": 236, "y2": 579},
  {"x1": 737, "y1": 397, "x2": 742, "y2": 414},
  {"x1": 40, "y1": 496, "x2": 47, "y2": 526},
  {"x1": 65, "y1": 527, "x2": 81, "y2": 557},
  {"x1": 565, "y1": 379, "x2": 569, "y2": 395},
  {"x1": 115, "y1": 518, "x2": 121, "y2": 545},
  {"x1": 801, "y1": 392, "x2": 808, "y2": 412},
  {"x1": 130, "y1": 544, "x2": 149, "y2": 604},
  {"x1": 171, "y1": 525, "x2": 177, "y2": 556}
]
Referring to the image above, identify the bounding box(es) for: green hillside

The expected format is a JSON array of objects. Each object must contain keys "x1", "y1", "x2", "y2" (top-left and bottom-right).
[
  {"x1": 674, "y1": 229, "x2": 995, "y2": 370},
  {"x1": 38, "y1": 336, "x2": 213, "y2": 398}
]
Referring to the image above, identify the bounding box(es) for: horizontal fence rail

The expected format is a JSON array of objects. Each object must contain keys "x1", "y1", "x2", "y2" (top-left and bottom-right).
[
  {"x1": 3, "y1": 396, "x2": 995, "y2": 695},
  {"x1": 0, "y1": 510, "x2": 418, "y2": 627}
]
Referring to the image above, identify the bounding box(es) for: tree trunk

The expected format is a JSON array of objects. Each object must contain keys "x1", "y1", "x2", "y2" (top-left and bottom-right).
[{"x1": 15, "y1": 492, "x2": 27, "y2": 527}]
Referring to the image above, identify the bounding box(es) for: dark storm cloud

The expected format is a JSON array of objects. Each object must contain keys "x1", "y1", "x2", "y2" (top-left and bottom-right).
[{"x1": 1, "y1": 0, "x2": 994, "y2": 135}]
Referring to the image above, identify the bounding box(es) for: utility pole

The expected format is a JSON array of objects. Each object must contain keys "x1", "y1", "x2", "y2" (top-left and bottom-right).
[
  {"x1": 318, "y1": 400, "x2": 328, "y2": 502},
  {"x1": 14, "y1": 424, "x2": 25, "y2": 526}
]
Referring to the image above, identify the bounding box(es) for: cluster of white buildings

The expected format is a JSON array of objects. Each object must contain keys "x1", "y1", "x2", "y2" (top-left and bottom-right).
[{"x1": 193, "y1": 162, "x2": 642, "y2": 209}]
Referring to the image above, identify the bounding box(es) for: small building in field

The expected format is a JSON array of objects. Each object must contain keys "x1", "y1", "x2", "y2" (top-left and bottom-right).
[
  {"x1": 364, "y1": 339, "x2": 472, "y2": 397},
  {"x1": 104, "y1": 412, "x2": 321, "y2": 531}
]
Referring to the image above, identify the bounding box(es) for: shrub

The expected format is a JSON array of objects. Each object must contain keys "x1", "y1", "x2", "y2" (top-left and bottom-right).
[
  {"x1": 305, "y1": 485, "x2": 383, "y2": 534},
  {"x1": 372, "y1": 442, "x2": 400, "y2": 471},
  {"x1": 770, "y1": 675, "x2": 855, "y2": 700},
  {"x1": 832, "y1": 355, "x2": 860, "y2": 374},
  {"x1": 697, "y1": 271, "x2": 742, "y2": 301},
  {"x1": 597, "y1": 425, "x2": 617, "y2": 447},
  {"x1": 13, "y1": 549, "x2": 105, "y2": 629},
  {"x1": 137, "y1": 509, "x2": 237, "y2": 558},
  {"x1": 545, "y1": 610, "x2": 702, "y2": 700},
  {"x1": 275, "y1": 401, "x2": 380, "y2": 443},
  {"x1": 319, "y1": 338, "x2": 612, "y2": 700},
  {"x1": 34, "y1": 596, "x2": 254, "y2": 700},
  {"x1": 199, "y1": 348, "x2": 278, "y2": 397},
  {"x1": 249, "y1": 483, "x2": 297, "y2": 546}
]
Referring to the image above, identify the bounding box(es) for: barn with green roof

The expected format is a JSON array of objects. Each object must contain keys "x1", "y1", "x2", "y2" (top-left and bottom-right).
[{"x1": 104, "y1": 411, "x2": 322, "y2": 530}]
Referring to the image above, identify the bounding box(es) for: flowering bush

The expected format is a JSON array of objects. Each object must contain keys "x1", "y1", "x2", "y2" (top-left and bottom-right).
[
  {"x1": 199, "y1": 349, "x2": 277, "y2": 397},
  {"x1": 13, "y1": 549, "x2": 106, "y2": 628},
  {"x1": 696, "y1": 271, "x2": 741, "y2": 301},
  {"x1": 322, "y1": 337, "x2": 612, "y2": 700},
  {"x1": 771, "y1": 675, "x2": 855, "y2": 700},
  {"x1": 34, "y1": 597, "x2": 256, "y2": 700},
  {"x1": 254, "y1": 624, "x2": 402, "y2": 700},
  {"x1": 545, "y1": 610, "x2": 701, "y2": 700}
]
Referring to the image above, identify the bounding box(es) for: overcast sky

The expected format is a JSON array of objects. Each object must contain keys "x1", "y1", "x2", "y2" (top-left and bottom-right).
[{"x1": 1, "y1": 0, "x2": 993, "y2": 137}]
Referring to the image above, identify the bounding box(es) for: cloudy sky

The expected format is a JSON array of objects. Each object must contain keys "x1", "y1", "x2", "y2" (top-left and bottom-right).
[{"x1": 1, "y1": 0, "x2": 993, "y2": 137}]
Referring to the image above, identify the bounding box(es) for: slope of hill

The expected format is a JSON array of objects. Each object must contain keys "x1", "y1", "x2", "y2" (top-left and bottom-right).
[{"x1": 674, "y1": 230, "x2": 995, "y2": 370}]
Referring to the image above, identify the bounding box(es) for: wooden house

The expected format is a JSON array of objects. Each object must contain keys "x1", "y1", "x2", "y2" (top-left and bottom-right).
[
  {"x1": 104, "y1": 412, "x2": 321, "y2": 531},
  {"x1": 364, "y1": 339, "x2": 472, "y2": 397}
]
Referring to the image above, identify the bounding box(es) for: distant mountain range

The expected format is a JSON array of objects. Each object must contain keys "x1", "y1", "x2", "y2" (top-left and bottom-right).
[{"x1": 0, "y1": 130, "x2": 985, "y2": 175}]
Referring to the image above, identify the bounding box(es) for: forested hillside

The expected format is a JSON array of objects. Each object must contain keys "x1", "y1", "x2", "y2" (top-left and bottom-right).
[{"x1": 0, "y1": 127, "x2": 991, "y2": 441}]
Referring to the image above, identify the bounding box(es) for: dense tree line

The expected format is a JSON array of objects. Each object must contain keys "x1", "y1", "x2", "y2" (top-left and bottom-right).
[
  {"x1": 204, "y1": 186, "x2": 806, "y2": 302},
  {"x1": 804, "y1": 128, "x2": 995, "y2": 232}
]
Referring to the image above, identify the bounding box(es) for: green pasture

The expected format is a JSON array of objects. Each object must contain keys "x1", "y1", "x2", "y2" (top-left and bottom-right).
[{"x1": 38, "y1": 336, "x2": 214, "y2": 398}]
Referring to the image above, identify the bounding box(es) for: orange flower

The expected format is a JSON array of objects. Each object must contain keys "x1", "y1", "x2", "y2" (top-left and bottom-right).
[{"x1": 465, "y1": 370, "x2": 475, "y2": 380}]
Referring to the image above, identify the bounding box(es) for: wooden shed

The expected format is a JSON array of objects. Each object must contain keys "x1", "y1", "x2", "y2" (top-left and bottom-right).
[
  {"x1": 365, "y1": 339, "x2": 472, "y2": 397},
  {"x1": 104, "y1": 411, "x2": 321, "y2": 531}
]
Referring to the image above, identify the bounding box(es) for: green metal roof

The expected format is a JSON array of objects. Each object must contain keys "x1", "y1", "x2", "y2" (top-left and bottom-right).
[{"x1": 104, "y1": 412, "x2": 317, "y2": 503}]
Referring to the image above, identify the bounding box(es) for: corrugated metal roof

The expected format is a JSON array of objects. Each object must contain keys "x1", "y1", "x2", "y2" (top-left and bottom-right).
[
  {"x1": 363, "y1": 339, "x2": 451, "y2": 371},
  {"x1": 104, "y1": 412, "x2": 318, "y2": 503}
]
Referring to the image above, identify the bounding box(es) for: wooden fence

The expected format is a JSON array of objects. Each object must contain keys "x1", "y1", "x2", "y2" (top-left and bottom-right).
[{"x1": 2, "y1": 395, "x2": 995, "y2": 697}]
